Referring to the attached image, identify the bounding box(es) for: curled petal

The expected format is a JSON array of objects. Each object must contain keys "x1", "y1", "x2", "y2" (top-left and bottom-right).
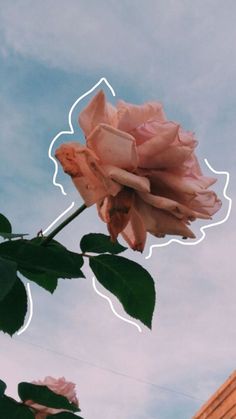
[
  {"x1": 72, "y1": 176, "x2": 120, "y2": 206},
  {"x1": 149, "y1": 170, "x2": 206, "y2": 195},
  {"x1": 195, "y1": 176, "x2": 217, "y2": 188},
  {"x1": 177, "y1": 129, "x2": 198, "y2": 148},
  {"x1": 137, "y1": 191, "x2": 210, "y2": 220},
  {"x1": 131, "y1": 119, "x2": 178, "y2": 146},
  {"x1": 103, "y1": 189, "x2": 134, "y2": 241},
  {"x1": 25, "y1": 402, "x2": 65, "y2": 417},
  {"x1": 79, "y1": 90, "x2": 117, "y2": 137},
  {"x1": 87, "y1": 123, "x2": 138, "y2": 170},
  {"x1": 121, "y1": 207, "x2": 147, "y2": 252},
  {"x1": 136, "y1": 198, "x2": 195, "y2": 239},
  {"x1": 104, "y1": 164, "x2": 150, "y2": 193},
  {"x1": 138, "y1": 145, "x2": 193, "y2": 169},
  {"x1": 186, "y1": 154, "x2": 203, "y2": 176},
  {"x1": 97, "y1": 196, "x2": 112, "y2": 223},
  {"x1": 55, "y1": 142, "x2": 84, "y2": 177},
  {"x1": 117, "y1": 100, "x2": 166, "y2": 132},
  {"x1": 25, "y1": 377, "x2": 79, "y2": 418},
  {"x1": 56, "y1": 143, "x2": 121, "y2": 206},
  {"x1": 189, "y1": 191, "x2": 222, "y2": 216},
  {"x1": 137, "y1": 122, "x2": 179, "y2": 161},
  {"x1": 172, "y1": 153, "x2": 203, "y2": 177}
]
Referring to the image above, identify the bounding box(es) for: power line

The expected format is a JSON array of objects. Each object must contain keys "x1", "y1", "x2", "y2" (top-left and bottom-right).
[{"x1": 15, "y1": 337, "x2": 204, "y2": 403}]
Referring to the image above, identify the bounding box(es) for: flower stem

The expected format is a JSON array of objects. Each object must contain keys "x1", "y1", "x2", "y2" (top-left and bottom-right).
[{"x1": 41, "y1": 203, "x2": 87, "y2": 245}]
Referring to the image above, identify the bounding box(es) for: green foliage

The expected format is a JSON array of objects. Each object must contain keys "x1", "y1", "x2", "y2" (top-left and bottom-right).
[
  {"x1": 0, "y1": 239, "x2": 84, "y2": 277},
  {"x1": 18, "y1": 382, "x2": 80, "y2": 413},
  {"x1": 0, "y1": 257, "x2": 18, "y2": 301},
  {"x1": 0, "y1": 212, "x2": 157, "y2": 334},
  {"x1": 89, "y1": 254, "x2": 156, "y2": 329},
  {"x1": 20, "y1": 269, "x2": 58, "y2": 293},
  {"x1": 80, "y1": 233, "x2": 127, "y2": 254},
  {"x1": 0, "y1": 379, "x2": 83, "y2": 419},
  {"x1": 0, "y1": 379, "x2": 6, "y2": 396},
  {"x1": 0, "y1": 277, "x2": 27, "y2": 336},
  {"x1": 0, "y1": 232, "x2": 29, "y2": 240},
  {"x1": 0, "y1": 214, "x2": 12, "y2": 234},
  {"x1": 0, "y1": 212, "x2": 28, "y2": 240},
  {"x1": 0, "y1": 231, "x2": 86, "y2": 333},
  {"x1": 0, "y1": 395, "x2": 34, "y2": 418},
  {"x1": 0, "y1": 239, "x2": 85, "y2": 294}
]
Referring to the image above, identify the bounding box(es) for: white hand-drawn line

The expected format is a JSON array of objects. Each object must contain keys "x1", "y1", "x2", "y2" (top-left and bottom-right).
[
  {"x1": 145, "y1": 158, "x2": 232, "y2": 259},
  {"x1": 17, "y1": 283, "x2": 33, "y2": 336},
  {"x1": 19, "y1": 78, "x2": 141, "y2": 335},
  {"x1": 17, "y1": 201, "x2": 76, "y2": 336},
  {"x1": 19, "y1": 79, "x2": 231, "y2": 335},
  {"x1": 92, "y1": 276, "x2": 142, "y2": 333},
  {"x1": 47, "y1": 77, "x2": 141, "y2": 333},
  {"x1": 42, "y1": 201, "x2": 75, "y2": 235},
  {"x1": 49, "y1": 77, "x2": 115, "y2": 196}
]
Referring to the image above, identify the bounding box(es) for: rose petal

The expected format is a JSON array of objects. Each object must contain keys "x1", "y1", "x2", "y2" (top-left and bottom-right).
[
  {"x1": 25, "y1": 376, "x2": 79, "y2": 419},
  {"x1": 117, "y1": 100, "x2": 166, "y2": 132},
  {"x1": 56, "y1": 143, "x2": 121, "y2": 206},
  {"x1": 25, "y1": 401, "x2": 64, "y2": 416},
  {"x1": 149, "y1": 170, "x2": 205, "y2": 195},
  {"x1": 135, "y1": 198, "x2": 196, "y2": 238},
  {"x1": 104, "y1": 164, "x2": 150, "y2": 193},
  {"x1": 131, "y1": 118, "x2": 178, "y2": 145},
  {"x1": 187, "y1": 154, "x2": 203, "y2": 176},
  {"x1": 176, "y1": 129, "x2": 198, "y2": 148},
  {"x1": 36, "y1": 412, "x2": 49, "y2": 419},
  {"x1": 196, "y1": 176, "x2": 217, "y2": 188},
  {"x1": 137, "y1": 122, "x2": 180, "y2": 162},
  {"x1": 138, "y1": 145, "x2": 193, "y2": 169},
  {"x1": 72, "y1": 176, "x2": 119, "y2": 206},
  {"x1": 55, "y1": 142, "x2": 85, "y2": 177},
  {"x1": 189, "y1": 191, "x2": 222, "y2": 216},
  {"x1": 78, "y1": 90, "x2": 117, "y2": 137},
  {"x1": 121, "y1": 207, "x2": 147, "y2": 252},
  {"x1": 87, "y1": 123, "x2": 138, "y2": 170},
  {"x1": 97, "y1": 196, "x2": 112, "y2": 223},
  {"x1": 137, "y1": 191, "x2": 210, "y2": 220},
  {"x1": 103, "y1": 189, "x2": 134, "y2": 241}
]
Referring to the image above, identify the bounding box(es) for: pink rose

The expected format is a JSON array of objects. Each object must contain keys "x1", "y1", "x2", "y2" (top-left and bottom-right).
[
  {"x1": 55, "y1": 90, "x2": 221, "y2": 252},
  {"x1": 24, "y1": 376, "x2": 79, "y2": 418}
]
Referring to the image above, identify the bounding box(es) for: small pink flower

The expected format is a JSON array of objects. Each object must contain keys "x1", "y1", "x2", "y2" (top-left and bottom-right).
[
  {"x1": 55, "y1": 90, "x2": 221, "y2": 252},
  {"x1": 24, "y1": 376, "x2": 79, "y2": 418}
]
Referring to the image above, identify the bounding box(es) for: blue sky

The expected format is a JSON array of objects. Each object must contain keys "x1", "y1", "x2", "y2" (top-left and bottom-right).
[{"x1": 0, "y1": 1, "x2": 236, "y2": 418}]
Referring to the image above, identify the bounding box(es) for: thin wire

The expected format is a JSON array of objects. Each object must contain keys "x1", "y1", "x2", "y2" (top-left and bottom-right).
[{"x1": 14, "y1": 337, "x2": 204, "y2": 402}]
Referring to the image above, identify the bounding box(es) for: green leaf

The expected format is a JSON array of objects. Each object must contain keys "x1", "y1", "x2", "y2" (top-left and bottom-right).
[
  {"x1": 0, "y1": 232, "x2": 29, "y2": 240},
  {"x1": 0, "y1": 239, "x2": 85, "y2": 282},
  {"x1": 47, "y1": 413, "x2": 84, "y2": 418},
  {"x1": 0, "y1": 214, "x2": 12, "y2": 234},
  {"x1": 0, "y1": 395, "x2": 34, "y2": 418},
  {"x1": 20, "y1": 269, "x2": 58, "y2": 293},
  {"x1": 28, "y1": 239, "x2": 72, "y2": 292},
  {"x1": 80, "y1": 233, "x2": 127, "y2": 254},
  {"x1": 0, "y1": 379, "x2": 6, "y2": 396},
  {"x1": 0, "y1": 277, "x2": 27, "y2": 336},
  {"x1": 89, "y1": 255, "x2": 156, "y2": 329},
  {"x1": 0, "y1": 257, "x2": 18, "y2": 301},
  {"x1": 18, "y1": 383, "x2": 80, "y2": 413},
  {"x1": 31, "y1": 237, "x2": 65, "y2": 249}
]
